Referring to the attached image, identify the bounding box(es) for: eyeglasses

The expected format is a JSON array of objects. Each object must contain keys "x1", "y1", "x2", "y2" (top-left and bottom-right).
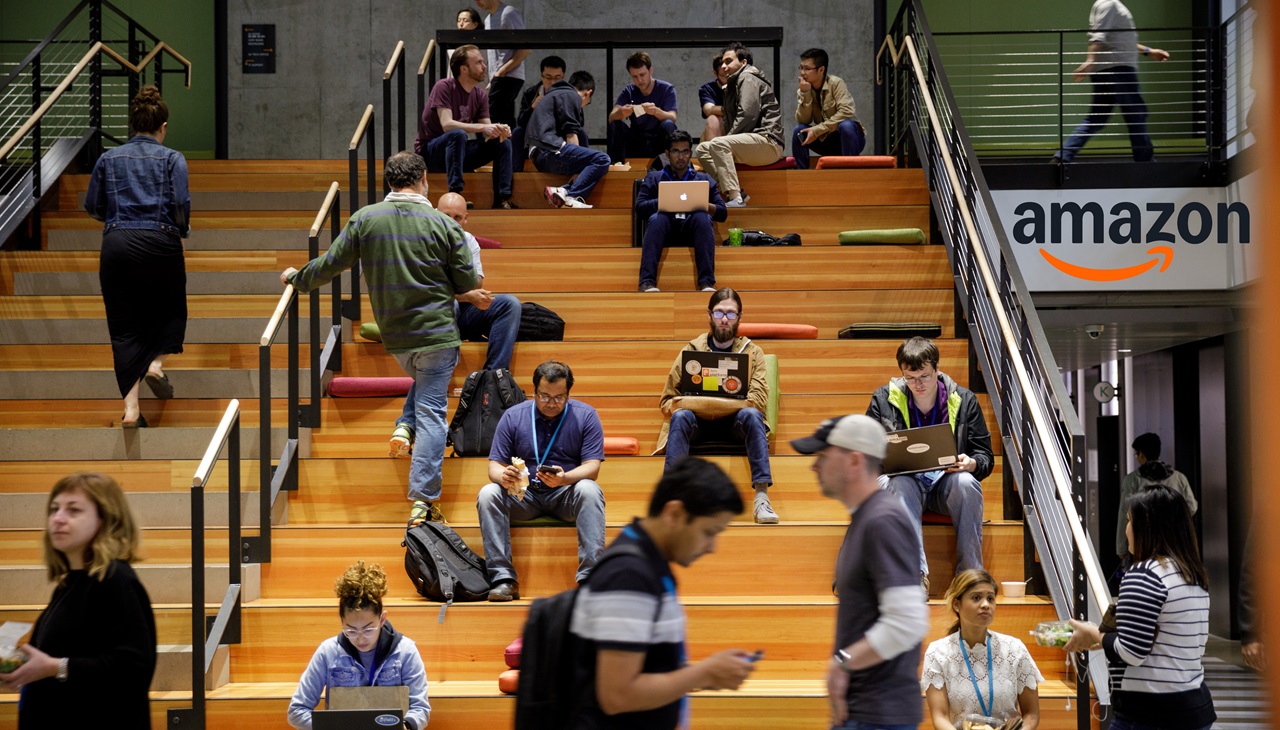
[
  {"x1": 535, "y1": 393, "x2": 568, "y2": 405},
  {"x1": 903, "y1": 372, "x2": 936, "y2": 386},
  {"x1": 799, "y1": 65, "x2": 819, "y2": 72},
  {"x1": 342, "y1": 625, "x2": 380, "y2": 639},
  {"x1": 710, "y1": 310, "x2": 740, "y2": 321},
  {"x1": 669, "y1": 148, "x2": 693, "y2": 157}
]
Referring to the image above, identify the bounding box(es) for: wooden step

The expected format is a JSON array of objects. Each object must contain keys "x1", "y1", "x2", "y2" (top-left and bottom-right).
[{"x1": 0, "y1": 562, "x2": 259, "y2": 604}]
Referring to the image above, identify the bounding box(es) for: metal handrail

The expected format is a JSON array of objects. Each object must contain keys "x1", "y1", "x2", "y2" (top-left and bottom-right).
[
  {"x1": 382, "y1": 40, "x2": 407, "y2": 173},
  {"x1": 303, "y1": 182, "x2": 345, "y2": 427},
  {"x1": 415, "y1": 39, "x2": 438, "y2": 137},
  {"x1": 346, "y1": 104, "x2": 375, "y2": 322},
  {"x1": 168, "y1": 400, "x2": 244, "y2": 728},
  {"x1": 249, "y1": 286, "x2": 300, "y2": 564}
]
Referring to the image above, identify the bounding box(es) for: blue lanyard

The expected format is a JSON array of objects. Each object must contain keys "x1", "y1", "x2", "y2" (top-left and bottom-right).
[
  {"x1": 530, "y1": 402, "x2": 567, "y2": 471},
  {"x1": 959, "y1": 633, "x2": 993, "y2": 717}
]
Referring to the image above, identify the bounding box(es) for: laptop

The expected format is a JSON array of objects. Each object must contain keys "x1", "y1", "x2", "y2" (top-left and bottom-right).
[
  {"x1": 882, "y1": 423, "x2": 959, "y2": 476},
  {"x1": 677, "y1": 350, "x2": 750, "y2": 399},
  {"x1": 657, "y1": 180, "x2": 710, "y2": 213},
  {"x1": 312, "y1": 708, "x2": 405, "y2": 729}
]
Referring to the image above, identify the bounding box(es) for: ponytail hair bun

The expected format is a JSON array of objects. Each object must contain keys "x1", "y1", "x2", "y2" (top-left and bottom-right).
[{"x1": 129, "y1": 85, "x2": 169, "y2": 134}]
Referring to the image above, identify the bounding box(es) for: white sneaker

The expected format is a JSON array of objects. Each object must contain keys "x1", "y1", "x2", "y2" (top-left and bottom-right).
[
  {"x1": 725, "y1": 196, "x2": 748, "y2": 208},
  {"x1": 562, "y1": 196, "x2": 593, "y2": 209},
  {"x1": 753, "y1": 496, "x2": 780, "y2": 524},
  {"x1": 640, "y1": 285, "x2": 660, "y2": 293},
  {"x1": 700, "y1": 286, "x2": 716, "y2": 292},
  {"x1": 544, "y1": 186, "x2": 566, "y2": 208}
]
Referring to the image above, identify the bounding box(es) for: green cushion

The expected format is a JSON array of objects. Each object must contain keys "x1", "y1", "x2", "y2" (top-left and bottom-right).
[
  {"x1": 838, "y1": 228, "x2": 926, "y2": 245},
  {"x1": 359, "y1": 322, "x2": 382, "y2": 342},
  {"x1": 764, "y1": 353, "x2": 779, "y2": 439},
  {"x1": 511, "y1": 515, "x2": 574, "y2": 528}
]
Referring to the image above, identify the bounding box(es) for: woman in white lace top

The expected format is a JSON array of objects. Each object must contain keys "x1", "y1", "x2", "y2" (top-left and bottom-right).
[{"x1": 921, "y1": 569, "x2": 1043, "y2": 729}]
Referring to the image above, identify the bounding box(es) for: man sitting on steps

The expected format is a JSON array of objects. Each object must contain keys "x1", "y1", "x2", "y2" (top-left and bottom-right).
[
  {"x1": 390, "y1": 191, "x2": 522, "y2": 460},
  {"x1": 696, "y1": 42, "x2": 784, "y2": 209},
  {"x1": 527, "y1": 70, "x2": 611, "y2": 210},
  {"x1": 654, "y1": 288, "x2": 779, "y2": 524},
  {"x1": 635, "y1": 129, "x2": 727, "y2": 293}
]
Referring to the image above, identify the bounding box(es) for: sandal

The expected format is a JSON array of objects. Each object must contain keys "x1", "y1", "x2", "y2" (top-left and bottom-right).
[
  {"x1": 122, "y1": 414, "x2": 148, "y2": 429},
  {"x1": 144, "y1": 372, "x2": 174, "y2": 400}
]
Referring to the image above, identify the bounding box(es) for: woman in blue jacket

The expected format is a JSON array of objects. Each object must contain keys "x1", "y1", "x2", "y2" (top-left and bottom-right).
[
  {"x1": 84, "y1": 85, "x2": 190, "y2": 428},
  {"x1": 288, "y1": 561, "x2": 431, "y2": 729}
]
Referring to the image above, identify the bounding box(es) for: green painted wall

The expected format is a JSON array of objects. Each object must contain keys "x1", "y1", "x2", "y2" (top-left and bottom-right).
[{"x1": 1, "y1": 0, "x2": 216, "y2": 158}]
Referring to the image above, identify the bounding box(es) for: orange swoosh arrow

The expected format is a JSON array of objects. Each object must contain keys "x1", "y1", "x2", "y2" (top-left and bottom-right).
[{"x1": 1039, "y1": 245, "x2": 1174, "y2": 282}]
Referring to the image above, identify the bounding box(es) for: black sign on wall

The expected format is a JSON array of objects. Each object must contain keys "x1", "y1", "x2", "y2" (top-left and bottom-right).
[{"x1": 242, "y1": 24, "x2": 275, "y2": 74}]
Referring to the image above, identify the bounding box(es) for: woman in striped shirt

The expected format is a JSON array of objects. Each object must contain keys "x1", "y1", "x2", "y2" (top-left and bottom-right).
[{"x1": 1065, "y1": 485, "x2": 1216, "y2": 730}]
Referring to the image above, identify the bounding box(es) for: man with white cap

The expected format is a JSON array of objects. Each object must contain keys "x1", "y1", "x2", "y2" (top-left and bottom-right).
[{"x1": 792, "y1": 414, "x2": 929, "y2": 730}]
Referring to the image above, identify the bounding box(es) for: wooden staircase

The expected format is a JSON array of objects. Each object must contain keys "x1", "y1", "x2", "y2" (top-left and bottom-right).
[{"x1": 0, "y1": 160, "x2": 1091, "y2": 729}]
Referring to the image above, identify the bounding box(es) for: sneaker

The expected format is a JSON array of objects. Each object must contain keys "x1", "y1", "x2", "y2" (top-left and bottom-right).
[
  {"x1": 699, "y1": 286, "x2": 716, "y2": 292},
  {"x1": 389, "y1": 425, "x2": 413, "y2": 459},
  {"x1": 544, "y1": 186, "x2": 566, "y2": 208},
  {"x1": 725, "y1": 195, "x2": 748, "y2": 208},
  {"x1": 428, "y1": 502, "x2": 447, "y2": 523},
  {"x1": 408, "y1": 500, "x2": 430, "y2": 527},
  {"x1": 753, "y1": 494, "x2": 779, "y2": 524},
  {"x1": 640, "y1": 284, "x2": 660, "y2": 293},
  {"x1": 488, "y1": 581, "x2": 520, "y2": 602},
  {"x1": 921, "y1": 572, "x2": 931, "y2": 595},
  {"x1": 493, "y1": 198, "x2": 519, "y2": 210},
  {"x1": 562, "y1": 196, "x2": 593, "y2": 209}
]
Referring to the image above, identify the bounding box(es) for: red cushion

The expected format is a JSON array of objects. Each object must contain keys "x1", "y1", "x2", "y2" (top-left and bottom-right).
[
  {"x1": 327, "y1": 377, "x2": 414, "y2": 398},
  {"x1": 737, "y1": 323, "x2": 819, "y2": 339},
  {"x1": 921, "y1": 510, "x2": 953, "y2": 525},
  {"x1": 738, "y1": 156, "x2": 797, "y2": 171},
  {"x1": 474, "y1": 235, "x2": 503, "y2": 249},
  {"x1": 504, "y1": 637, "x2": 522, "y2": 669},
  {"x1": 603, "y1": 436, "x2": 640, "y2": 455},
  {"x1": 498, "y1": 669, "x2": 520, "y2": 695},
  {"x1": 815, "y1": 155, "x2": 897, "y2": 169}
]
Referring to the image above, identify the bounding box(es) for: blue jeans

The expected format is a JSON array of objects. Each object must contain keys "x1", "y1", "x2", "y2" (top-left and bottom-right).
[
  {"x1": 423, "y1": 129, "x2": 514, "y2": 199},
  {"x1": 831, "y1": 722, "x2": 915, "y2": 730},
  {"x1": 1057, "y1": 66, "x2": 1153, "y2": 162},
  {"x1": 792, "y1": 119, "x2": 866, "y2": 169},
  {"x1": 608, "y1": 118, "x2": 677, "y2": 164},
  {"x1": 639, "y1": 210, "x2": 716, "y2": 289},
  {"x1": 397, "y1": 295, "x2": 521, "y2": 430},
  {"x1": 392, "y1": 346, "x2": 459, "y2": 503},
  {"x1": 477, "y1": 479, "x2": 606, "y2": 584},
  {"x1": 664, "y1": 408, "x2": 772, "y2": 485},
  {"x1": 533, "y1": 143, "x2": 611, "y2": 201},
  {"x1": 881, "y1": 471, "x2": 984, "y2": 576},
  {"x1": 1110, "y1": 717, "x2": 1212, "y2": 730}
]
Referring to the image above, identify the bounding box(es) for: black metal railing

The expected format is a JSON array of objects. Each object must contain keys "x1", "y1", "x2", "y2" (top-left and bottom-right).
[
  {"x1": 414, "y1": 39, "x2": 438, "y2": 147},
  {"x1": 346, "y1": 104, "x2": 374, "y2": 322},
  {"x1": 168, "y1": 400, "x2": 244, "y2": 728},
  {"x1": 382, "y1": 40, "x2": 407, "y2": 189},
  {"x1": 881, "y1": 0, "x2": 1110, "y2": 721}
]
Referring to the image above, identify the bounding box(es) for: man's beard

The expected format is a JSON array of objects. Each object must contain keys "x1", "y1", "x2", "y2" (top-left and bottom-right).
[{"x1": 711, "y1": 319, "x2": 739, "y2": 342}]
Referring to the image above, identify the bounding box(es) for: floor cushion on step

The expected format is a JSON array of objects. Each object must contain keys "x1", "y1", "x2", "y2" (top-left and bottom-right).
[
  {"x1": 837, "y1": 228, "x2": 926, "y2": 245},
  {"x1": 737, "y1": 156, "x2": 797, "y2": 171},
  {"x1": 498, "y1": 669, "x2": 519, "y2": 694},
  {"x1": 603, "y1": 436, "x2": 640, "y2": 455},
  {"x1": 359, "y1": 322, "x2": 383, "y2": 342},
  {"x1": 837, "y1": 322, "x2": 942, "y2": 340},
  {"x1": 475, "y1": 235, "x2": 502, "y2": 249},
  {"x1": 328, "y1": 376, "x2": 413, "y2": 397},
  {"x1": 737, "y1": 323, "x2": 819, "y2": 340},
  {"x1": 815, "y1": 155, "x2": 897, "y2": 169},
  {"x1": 922, "y1": 511, "x2": 953, "y2": 525}
]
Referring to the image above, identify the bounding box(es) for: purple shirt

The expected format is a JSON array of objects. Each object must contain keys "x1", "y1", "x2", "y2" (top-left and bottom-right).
[
  {"x1": 418, "y1": 77, "x2": 491, "y2": 147},
  {"x1": 614, "y1": 78, "x2": 677, "y2": 133},
  {"x1": 489, "y1": 400, "x2": 605, "y2": 485}
]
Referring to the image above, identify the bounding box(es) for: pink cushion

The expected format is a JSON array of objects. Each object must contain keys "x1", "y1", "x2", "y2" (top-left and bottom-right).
[
  {"x1": 603, "y1": 436, "x2": 640, "y2": 455},
  {"x1": 737, "y1": 323, "x2": 819, "y2": 339},
  {"x1": 474, "y1": 235, "x2": 503, "y2": 249},
  {"x1": 498, "y1": 669, "x2": 520, "y2": 694},
  {"x1": 921, "y1": 511, "x2": 953, "y2": 525},
  {"x1": 327, "y1": 377, "x2": 414, "y2": 398},
  {"x1": 738, "y1": 156, "x2": 797, "y2": 171},
  {"x1": 504, "y1": 638, "x2": 522, "y2": 669},
  {"x1": 815, "y1": 155, "x2": 897, "y2": 169}
]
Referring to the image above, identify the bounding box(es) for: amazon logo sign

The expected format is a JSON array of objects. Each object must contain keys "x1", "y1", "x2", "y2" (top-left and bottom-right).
[{"x1": 991, "y1": 188, "x2": 1257, "y2": 292}]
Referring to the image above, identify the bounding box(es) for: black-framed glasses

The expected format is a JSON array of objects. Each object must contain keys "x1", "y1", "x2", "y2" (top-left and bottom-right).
[
  {"x1": 710, "y1": 311, "x2": 740, "y2": 321},
  {"x1": 535, "y1": 393, "x2": 568, "y2": 405},
  {"x1": 669, "y1": 148, "x2": 693, "y2": 157},
  {"x1": 799, "y1": 65, "x2": 819, "y2": 72}
]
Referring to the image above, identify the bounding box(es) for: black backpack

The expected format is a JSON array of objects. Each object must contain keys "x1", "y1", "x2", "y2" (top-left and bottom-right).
[
  {"x1": 515, "y1": 544, "x2": 646, "y2": 730},
  {"x1": 447, "y1": 368, "x2": 526, "y2": 457},
  {"x1": 518, "y1": 302, "x2": 566, "y2": 341},
  {"x1": 402, "y1": 521, "x2": 490, "y2": 621}
]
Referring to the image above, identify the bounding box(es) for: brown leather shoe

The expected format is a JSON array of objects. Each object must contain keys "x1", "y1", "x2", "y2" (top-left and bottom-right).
[{"x1": 488, "y1": 581, "x2": 519, "y2": 602}]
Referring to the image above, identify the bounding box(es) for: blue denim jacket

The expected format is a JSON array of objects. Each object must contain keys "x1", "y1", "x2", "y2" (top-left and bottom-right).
[{"x1": 84, "y1": 134, "x2": 190, "y2": 237}]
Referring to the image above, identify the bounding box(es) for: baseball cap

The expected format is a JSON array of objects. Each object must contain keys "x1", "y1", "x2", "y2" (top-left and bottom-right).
[{"x1": 790, "y1": 414, "x2": 887, "y2": 459}]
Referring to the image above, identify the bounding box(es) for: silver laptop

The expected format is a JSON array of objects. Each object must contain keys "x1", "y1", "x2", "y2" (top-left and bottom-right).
[
  {"x1": 882, "y1": 423, "x2": 958, "y2": 476},
  {"x1": 657, "y1": 180, "x2": 709, "y2": 213}
]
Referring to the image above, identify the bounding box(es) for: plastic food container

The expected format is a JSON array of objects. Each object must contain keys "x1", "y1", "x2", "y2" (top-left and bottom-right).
[
  {"x1": 1031, "y1": 619, "x2": 1074, "y2": 647},
  {"x1": 1001, "y1": 580, "x2": 1026, "y2": 598},
  {"x1": 960, "y1": 714, "x2": 1004, "y2": 730}
]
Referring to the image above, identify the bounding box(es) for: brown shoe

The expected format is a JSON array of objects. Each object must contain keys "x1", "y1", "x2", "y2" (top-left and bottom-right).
[{"x1": 488, "y1": 581, "x2": 519, "y2": 602}]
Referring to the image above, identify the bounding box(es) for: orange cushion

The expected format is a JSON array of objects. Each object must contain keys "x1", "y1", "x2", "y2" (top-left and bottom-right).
[
  {"x1": 738, "y1": 156, "x2": 797, "y2": 171},
  {"x1": 737, "y1": 323, "x2": 819, "y2": 339},
  {"x1": 498, "y1": 669, "x2": 520, "y2": 695},
  {"x1": 603, "y1": 436, "x2": 640, "y2": 455},
  {"x1": 815, "y1": 156, "x2": 897, "y2": 169}
]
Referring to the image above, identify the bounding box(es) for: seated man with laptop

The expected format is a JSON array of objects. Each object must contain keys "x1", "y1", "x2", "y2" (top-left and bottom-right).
[
  {"x1": 655, "y1": 288, "x2": 779, "y2": 523},
  {"x1": 866, "y1": 336, "x2": 993, "y2": 591},
  {"x1": 634, "y1": 129, "x2": 728, "y2": 293}
]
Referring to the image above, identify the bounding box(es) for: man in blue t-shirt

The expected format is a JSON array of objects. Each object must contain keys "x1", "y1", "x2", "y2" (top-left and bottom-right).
[
  {"x1": 478, "y1": 360, "x2": 606, "y2": 601},
  {"x1": 792, "y1": 414, "x2": 929, "y2": 729},
  {"x1": 569, "y1": 457, "x2": 755, "y2": 730},
  {"x1": 607, "y1": 51, "x2": 678, "y2": 165},
  {"x1": 698, "y1": 53, "x2": 730, "y2": 145}
]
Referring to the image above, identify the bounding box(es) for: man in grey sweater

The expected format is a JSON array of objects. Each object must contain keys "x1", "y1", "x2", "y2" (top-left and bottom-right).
[{"x1": 696, "y1": 43, "x2": 784, "y2": 208}]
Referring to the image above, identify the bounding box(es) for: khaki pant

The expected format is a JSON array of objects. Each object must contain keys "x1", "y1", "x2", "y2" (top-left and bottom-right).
[
  {"x1": 697, "y1": 133, "x2": 782, "y2": 198},
  {"x1": 696, "y1": 131, "x2": 783, "y2": 197}
]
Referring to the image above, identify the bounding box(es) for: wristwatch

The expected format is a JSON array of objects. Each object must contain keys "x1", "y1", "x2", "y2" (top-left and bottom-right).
[
  {"x1": 832, "y1": 648, "x2": 853, "y2": 670},
  {"x1": 56, "y1": 657, "x2": 68, "y2": 682}
]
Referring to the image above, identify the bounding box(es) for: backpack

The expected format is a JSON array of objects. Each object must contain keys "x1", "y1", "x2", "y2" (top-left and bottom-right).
[
  {"x1": 515, "y1": 544, "x2": 646, "y2": 730},
  {"x1": 447, "y1": 368, "x2": 526, "y2": 457},
  {"x1": 402, "y1": 521, "x2": 490, "y2": 621},
  {"x1": 518, "y1": 303, "x2": 566, "y2": 341}
]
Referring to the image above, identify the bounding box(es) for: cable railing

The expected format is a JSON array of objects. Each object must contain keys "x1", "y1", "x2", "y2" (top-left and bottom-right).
[
  {"x1": 881, "y1": 0, "x2": 1111, "y2": 721},
  {"x1": 930, "y1": 25, "x2": 1222, "y2": 159},
  {"x1": 168, "y1": 400, "x2": 244, "y2": 728}
]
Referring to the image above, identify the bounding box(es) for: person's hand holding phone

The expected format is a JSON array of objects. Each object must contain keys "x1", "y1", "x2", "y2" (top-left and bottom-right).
[{"x1": 536, "y1": 464, "x2": 568, "y2": 488}]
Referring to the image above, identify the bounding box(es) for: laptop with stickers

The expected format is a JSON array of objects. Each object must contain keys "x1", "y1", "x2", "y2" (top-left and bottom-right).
[
  {"x1": 882, "y1": 423, "x2": 959, "y2": 476},
  {"x1": 677, "y1": 350, "x2": 750, "y2": 399}
]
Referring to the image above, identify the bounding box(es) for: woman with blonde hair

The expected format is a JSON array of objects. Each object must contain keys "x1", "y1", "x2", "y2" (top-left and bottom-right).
[
  {"x1": 921, "y1": 569, "x2": 1042, "y2": 729},
  {"x1": 0, "y1": 473, "x2": 156, "y2": 728},
  {"x1": 288, "y1": 561, "x2": 430, "y2": 729}
]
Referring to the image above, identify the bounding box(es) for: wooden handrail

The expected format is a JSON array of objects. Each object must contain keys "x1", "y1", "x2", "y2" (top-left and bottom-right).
[
  {"x1": 308, "y1": 182, "x2": 341, "y2": 238},
  {"x1": 418, "y1": 39, "x2": 437, "y2": 77},
  {"x1": 193, "y1": 400, "x2": 241, "y2": 488},
  {"x1": 260, "y1": 285, "x2": 296, "y2": 347},
  {"x1": 383, "y1": 40, "x2": 405, "y2": 80},
  {"x1": 0, "y1": 40, "x2": 193, "y2": 162},
  {"x1": 878, "y1": 33, "x2": 1111, "y2": 615},
  {"x1": 348, "y1": 104, "x2": 374, "y2": 151}
]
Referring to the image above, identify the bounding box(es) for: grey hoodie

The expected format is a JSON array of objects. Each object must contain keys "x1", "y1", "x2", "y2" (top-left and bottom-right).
[{"x1": 723, "y1": 64, "x2": 784, "y2": 146}]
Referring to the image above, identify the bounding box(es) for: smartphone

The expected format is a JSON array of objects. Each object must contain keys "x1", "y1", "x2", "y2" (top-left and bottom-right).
[
  {"x1": 746, "y1": 650, "x2": 765, "y2": 663},
  {"x1": 537, "y1": 464, "x2": 557, "y2": 475}
]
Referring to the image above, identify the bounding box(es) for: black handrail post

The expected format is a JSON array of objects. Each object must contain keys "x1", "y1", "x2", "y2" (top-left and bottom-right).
[
  {"x1": 307, "y1": 229, "x2": 321, "y2": 426},
  {"x1": 155, "y1": 50, "x2": 164, "y2": 96},
  {"x1": 328, "y1": 194, "x2": 343, "y2": 372},
  {"x1": 127, "y1": 21, "x2": 139, "y2": 102},
  {"x1": 605, "y1": 44, "x2": 614, "y2": 152},
  {"x1": 31, "y1": 54, "x2": 42, "y2": 237},
  {"x1": 88, "y1": 0, "x2": 103, "y2": 162},
  {"x1": 287, "y1": 294, "x2": 300, "y2": 492},
  {"x1": 382, "y1": 75, "x2": 392, "y2": 190},
  {"x1": 226, "y1": 416, "x2": 243, "y2": 644},
  {"x1": 1071, "y1": 429, "x2": 1089, "y2": 728},
  {"x1": 257, "y1": 340, "x2": 272, "y2": 555},
  {"x1": 397, "y1": 54, "x2": 406, "y2": 153},
  {"x1": 190, "y1": 466, "x2": 206, "y2": 724}
]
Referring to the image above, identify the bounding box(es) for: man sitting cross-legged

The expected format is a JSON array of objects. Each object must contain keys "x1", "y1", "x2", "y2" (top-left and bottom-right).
[{"x1": 477, "y1": 360, "x2": 606, "y2": 601}]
